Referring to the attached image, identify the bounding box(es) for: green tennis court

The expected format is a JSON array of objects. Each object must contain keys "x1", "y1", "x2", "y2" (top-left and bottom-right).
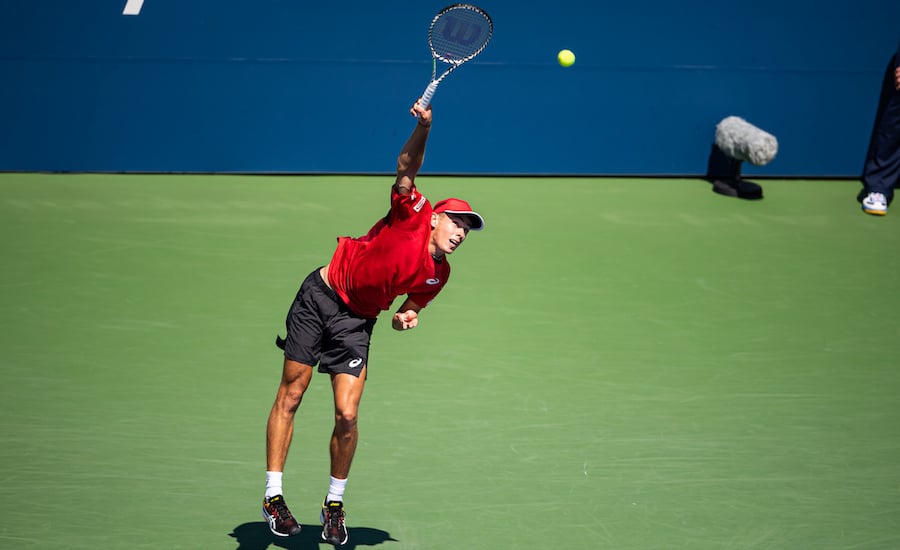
[{"x1": 2, "y1": 173, "x2": 899, "y2": 549}]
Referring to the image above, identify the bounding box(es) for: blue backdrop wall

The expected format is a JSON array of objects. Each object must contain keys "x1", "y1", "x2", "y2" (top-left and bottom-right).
[{"x1": 1, "y1": 1, "x2": 898, "y2": 176}]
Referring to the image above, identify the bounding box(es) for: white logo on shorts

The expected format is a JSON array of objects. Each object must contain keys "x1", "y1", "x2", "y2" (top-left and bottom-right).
[
  {"x1": 426, "y1": 278, "x2": 440, "y2": 285},
  {"x1": 348, "y1": 358, "x2": 363, "y2": 368}
]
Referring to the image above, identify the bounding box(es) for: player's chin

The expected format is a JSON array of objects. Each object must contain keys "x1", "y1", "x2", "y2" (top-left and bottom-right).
[{"x1": 446, "y1": 239, "x2": 464, "y2": 253}]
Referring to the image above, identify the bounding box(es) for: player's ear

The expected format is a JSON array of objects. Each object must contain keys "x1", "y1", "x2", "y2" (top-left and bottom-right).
[{"x1": 431, "y1": 212, "x2": 439, "y2": 229}]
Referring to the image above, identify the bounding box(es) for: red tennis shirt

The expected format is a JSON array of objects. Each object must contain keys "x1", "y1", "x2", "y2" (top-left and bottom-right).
[{"x1": 327, "y1": 183, "x2": 451, "y2": 318}]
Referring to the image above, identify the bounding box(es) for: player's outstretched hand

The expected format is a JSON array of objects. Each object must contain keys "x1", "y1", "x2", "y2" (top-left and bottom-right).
[
  {"x1": 392, "y1": 310, "x2": 419, "y2": 331},
  {"x1": 410, "y1": 100, "x2": 432, "y2": 127}
]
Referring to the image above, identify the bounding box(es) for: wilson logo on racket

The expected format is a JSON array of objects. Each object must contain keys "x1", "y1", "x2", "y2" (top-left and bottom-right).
[{"x1": 440, "y1": 16, "x2": 484, "y2": 48}]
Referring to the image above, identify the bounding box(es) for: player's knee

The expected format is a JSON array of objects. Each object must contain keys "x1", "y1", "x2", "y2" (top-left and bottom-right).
[
  {"x1": 277, "y1": 361, "x2": 312, "y2": 411},
  {"x1": 333, "y1": 408, "x2": 359, "y2": 432},
  {"x1": 276, "y1": 382, "x2": 307, "y2": 412}
]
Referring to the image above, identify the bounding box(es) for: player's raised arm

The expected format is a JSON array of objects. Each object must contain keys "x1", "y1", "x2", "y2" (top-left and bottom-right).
[{"x1": 394, "y1": 101, "x2": 433, "y2": 196}]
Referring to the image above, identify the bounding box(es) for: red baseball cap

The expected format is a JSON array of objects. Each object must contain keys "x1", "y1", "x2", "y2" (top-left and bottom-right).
[{"x1": 433, "y1": 198, "x2": 485, "y2": 231}]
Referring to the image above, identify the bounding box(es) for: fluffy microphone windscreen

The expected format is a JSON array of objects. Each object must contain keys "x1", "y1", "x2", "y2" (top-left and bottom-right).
[{"x1": 715, "y1": 116, "x2": 779, "y2": 166}]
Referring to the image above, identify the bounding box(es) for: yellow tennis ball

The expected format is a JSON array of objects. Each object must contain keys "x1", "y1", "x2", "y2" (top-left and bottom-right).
[{"x1": 558, "y1": 49, "x2": 575, "y2": 67}]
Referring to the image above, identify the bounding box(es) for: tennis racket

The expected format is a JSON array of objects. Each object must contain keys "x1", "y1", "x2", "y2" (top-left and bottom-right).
[{"x1": 418, "y1": 4, "x2": 493, "y2": 109}]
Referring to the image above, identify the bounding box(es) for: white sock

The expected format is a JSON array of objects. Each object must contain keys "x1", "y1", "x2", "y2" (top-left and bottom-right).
[
  {"x1": 326, "y1": 475, "x2": 347, "y2": 503},
  {"x1": 265, "y1": 471, "x2": 283, "y2": 499}
]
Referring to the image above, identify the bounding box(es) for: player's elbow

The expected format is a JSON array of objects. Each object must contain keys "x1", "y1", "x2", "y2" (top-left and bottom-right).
[{"x1": 397, "y1": 154, "x2": 421, "y2": 177}]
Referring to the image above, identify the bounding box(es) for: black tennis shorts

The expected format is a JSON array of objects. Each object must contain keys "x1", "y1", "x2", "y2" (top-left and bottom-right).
[{"x1": 275, "y1": 268, "x2": 376, "y2": 377}]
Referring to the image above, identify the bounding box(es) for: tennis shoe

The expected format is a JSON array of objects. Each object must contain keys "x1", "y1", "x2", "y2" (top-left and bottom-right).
[
  {"x1": 320, "y1": 500, "x2": 349, "y2": 546},
  {"x1": 262, "y1": 495, "x2": 302, "y2": 537},
  {"x1": 862, "y1": 192, "x2": 888, "y2": 216}
]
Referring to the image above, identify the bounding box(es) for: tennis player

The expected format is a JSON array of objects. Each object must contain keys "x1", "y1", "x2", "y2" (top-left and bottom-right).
[
  {"x1": 261, "y1": 99, "x2": 484, "y2": 545},
  {"x1": 860, "y1": 35, "x2": 900, "y2": 216}
]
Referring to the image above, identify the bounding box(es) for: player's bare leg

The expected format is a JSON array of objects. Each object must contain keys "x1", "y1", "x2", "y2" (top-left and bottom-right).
[
  {"x1": 321, "y1": 366, "x2": 366, "y2": 545},
  {"x1": 329, "y1": 367, "x2": 366, "y2": 478},
  {"x1": 262, "y1": 358, "x2": 314, "y2": 537},
  {"x1": 267, "y1": 359, "x2": 314, "y2": 470}
]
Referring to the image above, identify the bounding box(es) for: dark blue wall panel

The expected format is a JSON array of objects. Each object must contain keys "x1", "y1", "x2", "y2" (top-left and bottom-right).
[{"x1": 1, "y1": 0, "x2": 898, "y2": 176}]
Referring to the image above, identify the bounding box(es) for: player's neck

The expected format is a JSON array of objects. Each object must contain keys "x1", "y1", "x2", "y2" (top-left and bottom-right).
[{"x1": 428, "y1": 241, "x2": 443, "y2": 262}]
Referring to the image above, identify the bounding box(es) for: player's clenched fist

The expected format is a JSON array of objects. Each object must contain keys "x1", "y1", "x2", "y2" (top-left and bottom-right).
[{"x1": 392, "y1": 310, "x2": 419, "y2": 331}]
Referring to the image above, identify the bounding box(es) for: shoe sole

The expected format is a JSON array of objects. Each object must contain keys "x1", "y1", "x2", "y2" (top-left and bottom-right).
[
  {"x1": 863, "y1": 207, "x2": 887, "y2": 216},
  {"x1": 321, "y1": 531, "x2": 349, "y2": 545}
]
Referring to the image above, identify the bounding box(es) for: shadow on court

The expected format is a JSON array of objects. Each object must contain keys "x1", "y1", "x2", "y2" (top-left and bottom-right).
[{"x1": 230, "y1": 522, "x2": 397, "y2": 549}]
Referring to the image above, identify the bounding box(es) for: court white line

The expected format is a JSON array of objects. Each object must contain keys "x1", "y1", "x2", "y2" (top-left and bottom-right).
[{"x1": 123, "y1": 0, "x2": 144, "y2": 15}]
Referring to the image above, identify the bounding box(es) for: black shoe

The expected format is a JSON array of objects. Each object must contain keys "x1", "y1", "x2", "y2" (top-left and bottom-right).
[
  {"x1": 262, "y1": 495, "x2": 302, "y2": 537},
  {"x1": 320, "y1": 500, "x2": 348, "y2": 545}
]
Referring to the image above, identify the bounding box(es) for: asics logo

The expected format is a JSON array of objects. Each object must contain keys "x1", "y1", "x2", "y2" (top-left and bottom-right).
[
  {"x1": 426, "y1": 278, "x2": 440, "y2": 285},
  {"x1": 348, "y1": 358, "x2": 363, "y2": 368}
]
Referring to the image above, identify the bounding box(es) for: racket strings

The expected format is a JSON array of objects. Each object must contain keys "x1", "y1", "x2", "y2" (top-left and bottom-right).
[{"x1": 429, "y1": 8, "x2": 492, "y2": 63}]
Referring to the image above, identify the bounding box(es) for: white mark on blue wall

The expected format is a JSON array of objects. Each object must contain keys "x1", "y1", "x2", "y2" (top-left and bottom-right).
[{"x1": 123, "y1": 0, "x2": 144, "y2": 15}]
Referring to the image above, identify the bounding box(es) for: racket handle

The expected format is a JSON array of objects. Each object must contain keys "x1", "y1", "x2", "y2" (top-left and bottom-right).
[{"x1": 419, "y1": 82, "x2": 438, "y2": 110}]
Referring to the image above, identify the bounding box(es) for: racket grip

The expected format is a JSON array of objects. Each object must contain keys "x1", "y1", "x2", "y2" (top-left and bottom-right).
[{"x1": 419, "y1": 82, "x2": 438, "y2": 110}]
